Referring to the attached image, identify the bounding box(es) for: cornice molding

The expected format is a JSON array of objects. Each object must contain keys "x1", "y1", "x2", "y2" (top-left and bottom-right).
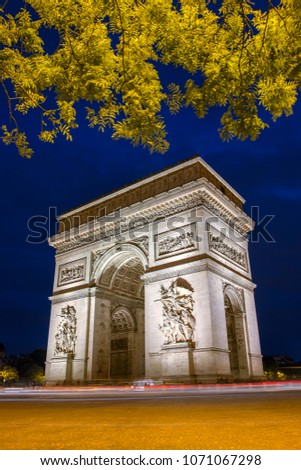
[{"x1": 49, "y1": 287, "x2": 94, "y2": 304}]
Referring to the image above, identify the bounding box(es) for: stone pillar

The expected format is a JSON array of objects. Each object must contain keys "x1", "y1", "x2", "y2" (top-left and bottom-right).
[
  {"x1": 244, "y1": 289, "x2": 264, "y2": 378},
  {"x1": 144, "y1": 266, "x2": 207, "y2": 383},
  {"x1": 193, "y1": 270, "x2": 232, "y2": 382},
  {"x1": 132, "y1": 307, "x2": 145, "y2": 378},
  {"x1": 161, "y1": 343, "x2": 195, "y2": 382},
  {"x1": 235, "y1": 313, "x2": 250, "y2": 379},
  {"x1": 144, "y1": 281, "x2": 161, "y2": 378},
  {"x1": 88, "y1": 296, "x2": 111, "y2": 381},
  {"x1": 45, "y1": 354, "x2": 73, "y2": 385},
  {"x1": 45, "y1": 289, "x2": 92, "y2": 385}
]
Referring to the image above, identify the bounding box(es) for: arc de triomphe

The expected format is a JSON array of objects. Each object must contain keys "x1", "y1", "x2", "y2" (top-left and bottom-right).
[{"x1": 45, "y1": 155, "x2": 264, "y2": 384}]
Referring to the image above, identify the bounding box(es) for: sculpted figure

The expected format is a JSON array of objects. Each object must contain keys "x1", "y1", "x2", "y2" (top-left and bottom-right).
[
  {"x1": 54, "y1": 305, "x2": 77, "y2": 355},
  {"x1": 159, "y1": 279, "x2": 195, "y2": 345}
]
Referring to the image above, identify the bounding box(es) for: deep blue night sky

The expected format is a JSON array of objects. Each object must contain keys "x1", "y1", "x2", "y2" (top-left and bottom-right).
[{"x1": 1, "y1": 63, "x2": 301, "y2": 359}]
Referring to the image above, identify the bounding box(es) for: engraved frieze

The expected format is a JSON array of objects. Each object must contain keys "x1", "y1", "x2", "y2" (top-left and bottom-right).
[
  {"x1": 155, "y1": 224, "x2": 197, "y2": 259},
  {"x1": 58, "y1": 259, "x2": 86, "y2": 286},
  {"x1": 54, "y1": 190, "x2": 250, "y2": 254},
  {"x1": 208, "y1": 225, "x2": 248, "y2": 271}
]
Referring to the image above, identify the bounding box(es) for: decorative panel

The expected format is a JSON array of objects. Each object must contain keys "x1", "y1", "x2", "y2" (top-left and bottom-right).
[
  {"x1": 155, "y1": 223, "x2": 197, "y2": 260},
  {"x1": 57, "y1": 258, "x2": 86, "y2": 286},
  {"x1": 207, "y1": 225, "x2": 248, "y2": 271}
]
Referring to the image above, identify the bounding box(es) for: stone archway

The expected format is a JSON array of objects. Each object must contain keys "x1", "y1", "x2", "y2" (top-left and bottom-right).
[
  {"x1": 46, "y1": 156, "x2": 264, "y2": 385},
  {"x1": 224, "y1": 285, "x2": 249, "y2": 379},
  {"x1": 93, "y1": 247, "x2": 146, "y2": 381}
]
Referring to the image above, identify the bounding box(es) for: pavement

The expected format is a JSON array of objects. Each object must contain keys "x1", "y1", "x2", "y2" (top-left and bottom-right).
[{"x1": 0, "y1": 382, "x2": 301, "y2": 449}]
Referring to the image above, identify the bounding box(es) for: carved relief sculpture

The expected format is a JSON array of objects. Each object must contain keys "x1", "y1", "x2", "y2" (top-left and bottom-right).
[
  {"x1": 111, "y1": 308, "x2": 134, "y2": 332},
  {"x1": 134, "y1": 236, "x2": 149, "y2": 253},
  {"x1": 91, "y1": 249, "x2": 107, "y2": 273},
  {"x1": 54, "y1": 305, "x2": 77, "y2": 355},
  {"x1": 208, "y1": 226, "x2": 248, "y2": 270},
  {"x1": 156, "y1": 224, "x2": 196, "y2": 259},
  {"x1": 58, "y1": 259, "x2": 86, "y2": 286},
  {"x1": 159, "y1": 278, "x2": 195, "y2": 345}
]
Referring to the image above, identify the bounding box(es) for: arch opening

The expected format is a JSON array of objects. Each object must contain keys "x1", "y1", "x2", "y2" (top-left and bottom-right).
[
  {"x1": 224, "y1": 288, "x2": 249, "y2": 379},
  {"x1": 93, "y1": 250, "x2": 145, "y2": 382}
]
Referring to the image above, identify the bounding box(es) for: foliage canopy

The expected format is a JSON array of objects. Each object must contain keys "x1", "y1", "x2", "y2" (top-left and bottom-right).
[
  {"x1": 0, "y1": 365, "x2": 19, "y2": 383},
  {"x1": 0, "y1": 0, "x2": 300, "y2": 157}
]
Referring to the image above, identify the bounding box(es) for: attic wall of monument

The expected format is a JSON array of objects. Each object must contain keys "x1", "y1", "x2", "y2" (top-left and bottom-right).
[{"x1": 57, "y1": 160, "x2": 244, "y2": 233}]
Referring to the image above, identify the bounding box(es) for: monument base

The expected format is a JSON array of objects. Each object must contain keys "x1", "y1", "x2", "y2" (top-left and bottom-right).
[
  {"x1": 161, "y1": 342, "x2": 196, "y2": 383},
  {"x1": 45, "y1": 353, "x2": 74, "y2": 385}
]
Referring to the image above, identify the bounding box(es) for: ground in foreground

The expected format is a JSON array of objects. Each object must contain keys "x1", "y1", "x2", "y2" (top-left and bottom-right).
[{"x1": 1, "y1": 388, "x2": 300, "y2": 449}]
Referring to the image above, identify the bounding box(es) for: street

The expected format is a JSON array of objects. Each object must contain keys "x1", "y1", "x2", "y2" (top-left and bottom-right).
[{"x1": 0, "y1": 384, "x2": 300, "y2": 449}]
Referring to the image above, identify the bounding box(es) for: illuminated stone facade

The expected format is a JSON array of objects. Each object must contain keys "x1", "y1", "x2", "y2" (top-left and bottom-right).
[{"x1": 45, "y1": 155, "x2": 264, "y2": 384}]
